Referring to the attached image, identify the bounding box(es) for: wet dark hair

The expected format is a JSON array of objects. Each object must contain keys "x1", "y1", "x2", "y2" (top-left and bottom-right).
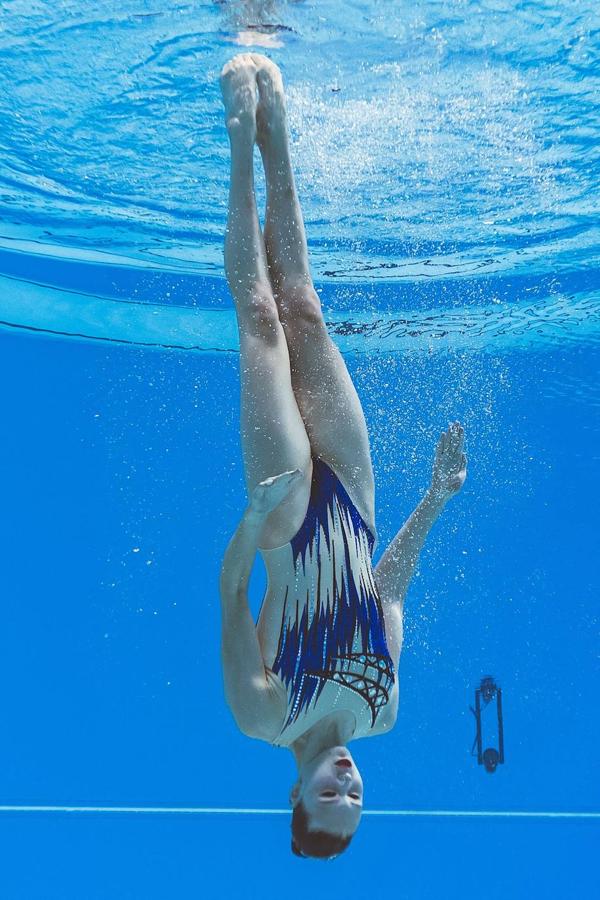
[{"x1": 291, "y1": 801, "x2": 353, "y2": 859}]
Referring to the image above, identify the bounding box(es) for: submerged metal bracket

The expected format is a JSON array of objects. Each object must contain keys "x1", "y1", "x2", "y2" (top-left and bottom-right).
[{"x1": 470, "y1": 676, "x2": 505, "y2": 773}]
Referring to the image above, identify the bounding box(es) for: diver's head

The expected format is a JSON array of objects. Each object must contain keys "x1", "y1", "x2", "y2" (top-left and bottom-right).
[{"x1": 289, "y1": 746, "x2": 363, "y2": 858}]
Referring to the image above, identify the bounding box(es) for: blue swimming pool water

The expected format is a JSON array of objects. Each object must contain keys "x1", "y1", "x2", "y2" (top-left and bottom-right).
[{"x1": 0, "y1": 2, "x2": 598, "y2": 898}]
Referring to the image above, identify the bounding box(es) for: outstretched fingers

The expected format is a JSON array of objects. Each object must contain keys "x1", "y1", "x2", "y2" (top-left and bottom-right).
[
  {"x1": 431, "y1": 423, "x2": 468, "y2": 499},
  {"x1": 436, "y1": 422, "x2": 467, "y2": 470}
]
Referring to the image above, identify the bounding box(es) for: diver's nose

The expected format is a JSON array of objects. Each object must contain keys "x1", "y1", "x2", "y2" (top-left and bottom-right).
[{"x1": 336, "y1": 770, "x2": 352, "y2": 787}]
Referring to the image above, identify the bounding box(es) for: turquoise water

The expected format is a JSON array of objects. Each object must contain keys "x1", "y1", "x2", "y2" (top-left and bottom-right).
[{"x1": 0, "y1": 1, "x2": 598, "y2": 897}]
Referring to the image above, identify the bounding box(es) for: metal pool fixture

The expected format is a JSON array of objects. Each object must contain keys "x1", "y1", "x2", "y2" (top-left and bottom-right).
[{"x1": 470, "y1": 676, "x2": 505, "y2": 773}]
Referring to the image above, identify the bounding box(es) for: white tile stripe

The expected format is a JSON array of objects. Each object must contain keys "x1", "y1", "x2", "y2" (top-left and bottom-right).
[{"x1": 0, "y1": 806, "x2": 597, "y2": 818}]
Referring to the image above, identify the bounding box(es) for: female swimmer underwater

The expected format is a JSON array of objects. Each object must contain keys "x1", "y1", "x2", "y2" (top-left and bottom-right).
[{"x1": 218, "y1": 54, "x2": 467, "y2": 859}]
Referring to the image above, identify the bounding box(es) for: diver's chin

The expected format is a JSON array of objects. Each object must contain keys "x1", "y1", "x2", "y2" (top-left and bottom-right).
[{"x1": 330, "y1": 745, "x2": 351, "y2": 759}]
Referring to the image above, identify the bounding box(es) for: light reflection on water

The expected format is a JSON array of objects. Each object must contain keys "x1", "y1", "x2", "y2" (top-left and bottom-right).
[{"x1": 0, "y1": 0, "x2": 598, "y2": 280}]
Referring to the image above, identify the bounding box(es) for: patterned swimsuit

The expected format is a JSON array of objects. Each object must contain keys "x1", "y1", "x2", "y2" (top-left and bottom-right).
[{"x1": 262, "y1": 457, "x2": 395, "y2": 747}]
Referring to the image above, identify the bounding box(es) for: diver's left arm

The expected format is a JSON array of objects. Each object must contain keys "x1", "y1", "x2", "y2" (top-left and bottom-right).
[{"x1": 374, "y1": 422, "x2": 467, "y2": 608}]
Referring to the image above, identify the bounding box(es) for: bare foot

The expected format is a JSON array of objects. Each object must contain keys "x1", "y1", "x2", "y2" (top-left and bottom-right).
[
  {"x1": 219, "y1": 53, "x2": 259, "y2": 140},
  {"x1": 250, "y1": 53, "x2": 288, "y2": 154}
]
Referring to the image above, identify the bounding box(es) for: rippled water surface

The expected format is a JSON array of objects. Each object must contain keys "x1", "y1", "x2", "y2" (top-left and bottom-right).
[{"x1": 1, "y1": 0, "x2": 599, "y2": 289}]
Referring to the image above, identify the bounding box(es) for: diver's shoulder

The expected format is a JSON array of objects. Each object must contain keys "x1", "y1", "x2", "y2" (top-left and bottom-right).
[
  {"x1": 366, "y1": 681, "x2": 400, "y2": 738},
  {"x1": 241, "y1": 669, "x2": 287, "y2": 744}
]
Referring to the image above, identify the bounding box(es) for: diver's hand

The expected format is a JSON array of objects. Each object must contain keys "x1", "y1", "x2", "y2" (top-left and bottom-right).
[
  {"x1": 249, "y1": 469, "x2": 303, "y2": 517},
  {"x1": 429, "y1": 422, "x2": 467, "y2": 502}
]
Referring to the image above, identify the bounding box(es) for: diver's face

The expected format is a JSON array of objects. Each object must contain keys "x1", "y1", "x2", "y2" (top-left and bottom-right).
[{"x1": 297, "y1": 746, "x2": 363, "y2": 836}]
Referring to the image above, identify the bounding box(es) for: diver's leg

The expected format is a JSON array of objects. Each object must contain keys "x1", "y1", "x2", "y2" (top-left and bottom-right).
[
  {"x1": 252, "y1": 53, "x2": 375, "y2": 529},
  {"x1": 221, "y1": 54, "x2": 312, "y2": 548}
]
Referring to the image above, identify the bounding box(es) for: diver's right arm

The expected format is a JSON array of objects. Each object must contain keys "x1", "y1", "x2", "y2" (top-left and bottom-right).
[
  {"x1": 220, "y1": 467, "x2": 303, "y2": 595},
  {"x1": 219, "y1": 506, "x2": 276, "y2": 739},
  {"x1": 220, "y1": 505, "x2": 267, "y2": 600},
  {"x1": 219, "y1": 469, "x2": 302, "y2": 740}
]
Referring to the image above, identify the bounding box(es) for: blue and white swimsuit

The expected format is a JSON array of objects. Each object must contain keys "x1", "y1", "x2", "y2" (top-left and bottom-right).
[{"x1": 261, "y1": 457, "x2": 395, "y2": 747}]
